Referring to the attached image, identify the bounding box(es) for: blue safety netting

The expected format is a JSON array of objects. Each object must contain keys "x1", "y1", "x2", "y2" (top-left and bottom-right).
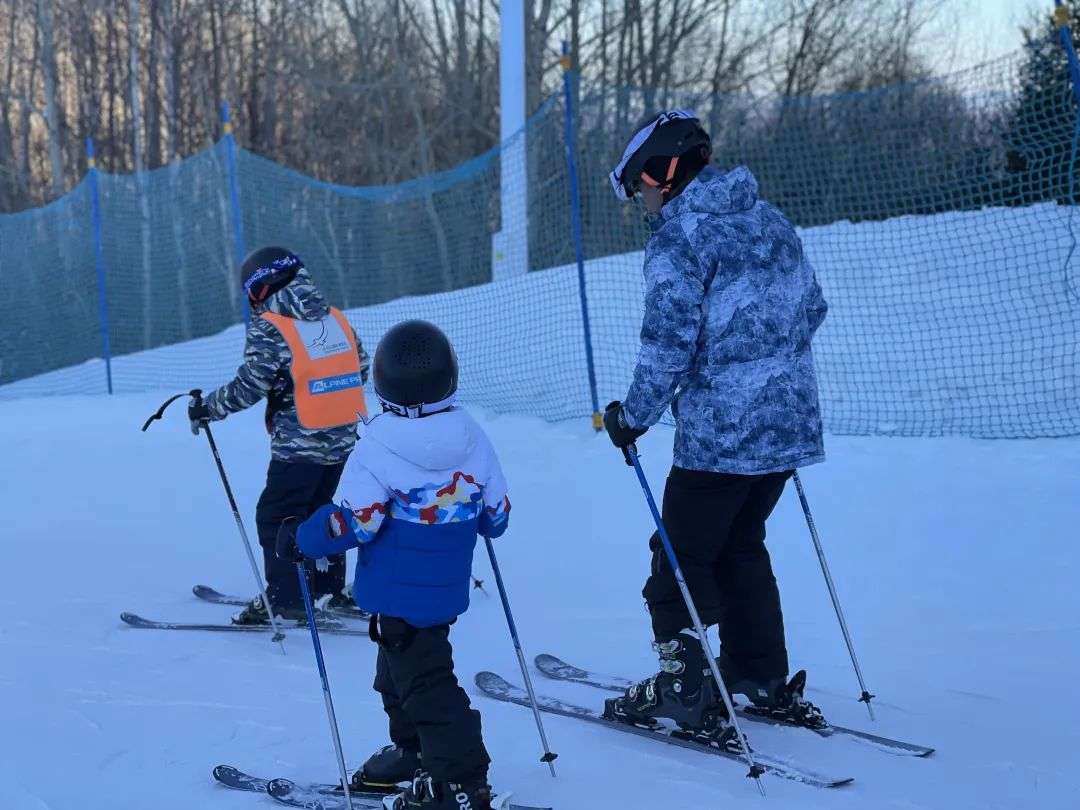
[{"x1": 1, "y1": 51, "x2": 1078, "y2": 438}]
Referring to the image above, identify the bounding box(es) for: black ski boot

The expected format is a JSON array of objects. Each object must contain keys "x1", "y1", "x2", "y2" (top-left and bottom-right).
[
  {"x1": 738, "y1": 670, "x2": 827, "y2": 730},
  {"x1": 325, "y1": 590, "x2": 356, "y2": 612},
  {"x1": 230, "y1": 595, "x2": 305, "y2": 625},
  {"x1": 385, "y1": 771, "x2": 502, "y2": 810},
  {"x1": 351, "y1": 744, "x2": 421, "y2": 793},
  {"x1": 603, "y1": 631, "x2": 739, "y2": 752}
]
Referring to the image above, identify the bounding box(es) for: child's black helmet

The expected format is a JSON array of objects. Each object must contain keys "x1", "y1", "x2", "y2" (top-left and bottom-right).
[
  {"x1": 373, "y1": 320, "x2": 459, "y2": 418},
  {"x1": 609, "y1": 110, "x2": 712, "y2": 202},
  {"x1": 241, "y1": 246, "x2": 302, "y2": 304}
]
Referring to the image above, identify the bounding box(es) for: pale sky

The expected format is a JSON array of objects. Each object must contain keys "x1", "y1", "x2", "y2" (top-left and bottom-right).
[{"x1": 942, "y1": 0, "x2": 1053, "y2": 70}]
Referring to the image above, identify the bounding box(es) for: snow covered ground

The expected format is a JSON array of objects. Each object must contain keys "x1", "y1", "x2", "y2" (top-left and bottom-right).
[{"x1": 2, "y1": 391, "x2": 1078, "y2": 809}]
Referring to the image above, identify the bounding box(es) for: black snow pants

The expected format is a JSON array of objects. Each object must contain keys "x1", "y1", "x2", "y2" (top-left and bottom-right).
[
  {"x1": 643, "y1": 466, "x2": 792, "y2": 686},
  {"x1": 372, "y1": 616, "x2": 490, "y2": 784},
  {"x1": 255, "y1": 459, "x2": 347, "y2": 611}
]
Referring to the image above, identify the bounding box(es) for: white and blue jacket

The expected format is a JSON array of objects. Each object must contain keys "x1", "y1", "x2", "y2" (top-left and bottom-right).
[{"x1": 296, "y1": 406, "x2": 510, "y2": 628}]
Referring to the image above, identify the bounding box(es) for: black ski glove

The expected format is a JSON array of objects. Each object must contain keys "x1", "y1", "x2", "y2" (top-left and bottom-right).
[
  {"x1": 188, "y1": 398, "x2": 211, "y2": 435},
  {"x1": 603, "y1": 400, "x2": 647, "y2": 451},
  {"x1": 275, "y1": 517, "x2": 303, "y2": 562}
]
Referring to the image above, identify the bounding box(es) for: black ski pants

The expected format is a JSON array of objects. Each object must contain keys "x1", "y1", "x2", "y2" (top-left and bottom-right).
[
  {"x1": 255, "y1": 459, "x2": 347, "y2": 611},
  {"x1": 643, "y1": 466, "x2": 791, "y2": 685},
  {"x1": 372, "y1": 616, "x2": 490, "y2": 784}
]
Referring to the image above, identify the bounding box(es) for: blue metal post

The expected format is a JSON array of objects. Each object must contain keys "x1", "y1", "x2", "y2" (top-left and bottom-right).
[
  {"x1": 1055, "y1": 2, "x2": 1080, "y2": 106},
  {"x1": 85, "y1": 138, "x2": 113, "y2": 394},
  {"x1": 1054, "y1": 1, "x2": 1080, "y2": 301},
  {"x1": 561, "y1": 41, "x2": 602, "y2": 432},
  {"x1": 220, "y1": 102, "x2": 249, "y2": 323}
]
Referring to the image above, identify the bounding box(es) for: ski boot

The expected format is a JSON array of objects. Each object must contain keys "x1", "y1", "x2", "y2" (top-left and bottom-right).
[
  {"x1": 735, "y1": 670, "x2": 827, "y2": 730},
  {"x1": 230, "y1": 595, "x2": 306, "y2": 625},
  {"x1": 350, "y1": 744, "x2": 421, "y2": 793},
  {"x1": 324, "y1": 590, "x2": 357, "y2": 612},
  {"x1": 384, "y1": 771, "x2": 503, "y2": 810},
  {"x1": 603, "y1": 630, "x2": 741, "y2": 753}
]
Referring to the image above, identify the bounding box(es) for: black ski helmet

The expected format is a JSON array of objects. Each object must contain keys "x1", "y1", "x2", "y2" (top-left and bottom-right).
[
  {"x1": 373, "y1": 320, "x2": 459, "y2": 418},
  {"x1": 609, "y1": 110, "x2": 712, "y2": 202},
  {"x1": 241, "y1": 246, "x2": 302, "y2": 305}
]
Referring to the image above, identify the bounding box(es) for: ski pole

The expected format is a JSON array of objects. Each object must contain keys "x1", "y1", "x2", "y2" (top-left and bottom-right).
[
  {"x1": 294, "y1": 555, "x2": 355, "y2": 810},
  {"x1": 791, "y1": 470, "x2": 876, "y2": 720},
  {"x1": 483, "y1": 535, "x2": 558, "y2": 777},
  {"x1": 623, "y1": 444, "x2": 765, "y2": 794},
  {"x1": 142, "y1": 389, "x2": 287, "y2": 653}
]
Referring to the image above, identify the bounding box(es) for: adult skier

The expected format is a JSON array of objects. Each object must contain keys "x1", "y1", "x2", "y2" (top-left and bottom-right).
[
  {"x1": 282, "y1": 320, "x2": 511, "y2": 810},
  {"x1": 188, "y1": 246, "x2": 369, "y2": 624},
  {"x1": 602, "y1": 110, "x2": 830, "y2": 742}
]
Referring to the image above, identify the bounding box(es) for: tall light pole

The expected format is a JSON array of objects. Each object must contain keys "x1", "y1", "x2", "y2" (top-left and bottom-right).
[{"x1": 494, "y1": 0, "x2": 528, "y2": 281}]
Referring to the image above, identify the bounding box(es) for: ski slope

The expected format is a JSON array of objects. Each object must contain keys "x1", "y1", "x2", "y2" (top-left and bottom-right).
[{"x1": 2, "y1": 391, "x2": 1078, "y2": 809}]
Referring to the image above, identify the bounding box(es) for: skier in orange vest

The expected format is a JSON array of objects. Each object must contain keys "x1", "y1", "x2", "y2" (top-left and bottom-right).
[{"x1": 189, "y1": 246, "x2": 369, "y2": 624}]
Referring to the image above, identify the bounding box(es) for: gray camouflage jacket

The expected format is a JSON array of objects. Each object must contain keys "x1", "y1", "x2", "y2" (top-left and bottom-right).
[
  {"x1": 623, "y1": 165, "x2": 827, "y2": 475},
  {"x1": 204, "y1": 266, "x2": 369, "y2": 464}
]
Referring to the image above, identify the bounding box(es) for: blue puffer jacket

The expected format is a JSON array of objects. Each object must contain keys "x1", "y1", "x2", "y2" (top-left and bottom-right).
[
  {"x1": 623, "y1": 165, "x2": 828, "y2": 475},
  {"x1": 296, "y1": 407, "x2": 510, "y2": 628}
]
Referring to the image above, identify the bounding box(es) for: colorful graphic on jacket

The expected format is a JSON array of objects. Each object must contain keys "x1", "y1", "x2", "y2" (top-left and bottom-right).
[{"x1": 344, "y1": 472, "x2": 509, "y2": 544}]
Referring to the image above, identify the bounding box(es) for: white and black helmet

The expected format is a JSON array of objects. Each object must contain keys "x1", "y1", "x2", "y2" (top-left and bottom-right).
[
  {"x1": 373, "y1": 320, "x2": 459, "y2": 418},
  {"x1": 609, "y1": 109, "x2": 712, "y2": 202}
]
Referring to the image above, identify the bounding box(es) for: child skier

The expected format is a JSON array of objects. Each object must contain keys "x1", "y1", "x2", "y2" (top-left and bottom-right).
[
  {"x1": 282, "y1": 319, "x2": 510, "y2": 810},
  {"x1": 187, "y1": 245, "x2": 369, "y2": 624}
]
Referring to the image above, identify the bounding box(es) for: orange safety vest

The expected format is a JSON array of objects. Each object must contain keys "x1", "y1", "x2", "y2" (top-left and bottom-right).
[{"x1": 261, "y1": 308, "x2": 368, "y2": 430}]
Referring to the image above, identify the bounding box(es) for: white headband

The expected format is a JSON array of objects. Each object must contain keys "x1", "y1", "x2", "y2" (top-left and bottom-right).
[{"x1": 608, "y1": 109, "x2": 698, "y2": 201}]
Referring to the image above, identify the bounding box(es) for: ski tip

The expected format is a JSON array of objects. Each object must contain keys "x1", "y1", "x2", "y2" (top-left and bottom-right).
[
  {"x1": 119, "y1": 612, "x2": 147, "y2": 627},
  {"x1": 266, "y1": 778, "x2": 292, "y2": 798},
  {"x1": 476, "y1": 670, "x2": 519, "y2": 692},
  {"x1": 212, "y1": 764, "x2": 238, "y2": 781},
  {"x1": 193, "y1": 584, "x2": 221, "y2": 598}
]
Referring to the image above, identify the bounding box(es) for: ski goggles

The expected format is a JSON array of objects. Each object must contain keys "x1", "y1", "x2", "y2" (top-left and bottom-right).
[
  {"x1": 244, "y1": 253, "x2": 301, "y2": 302},
  {"x1": 378, "y1": 393, "x2": 458, "y2": 420},
  {"x1": 608, "y1": 109, "x2": 698, "y2": 201}
]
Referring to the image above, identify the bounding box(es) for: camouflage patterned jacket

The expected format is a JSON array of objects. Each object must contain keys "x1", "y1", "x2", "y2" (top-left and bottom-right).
[
  {"x1": 204, "y1": 266, "x2": 370, "y2": 464},
  {"x1": 623, "y1": 165, "x2": 828, "y2": 475}
]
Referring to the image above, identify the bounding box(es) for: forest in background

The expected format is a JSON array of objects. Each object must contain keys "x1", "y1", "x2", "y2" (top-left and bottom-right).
[{"x1": 0, "y1": 0, "x2": 981, "y2": 213}]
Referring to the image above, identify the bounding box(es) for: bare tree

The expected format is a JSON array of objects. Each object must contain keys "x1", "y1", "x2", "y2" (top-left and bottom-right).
[{"x1": 35, "y1": 0, "x2": 65, "y2": 197}]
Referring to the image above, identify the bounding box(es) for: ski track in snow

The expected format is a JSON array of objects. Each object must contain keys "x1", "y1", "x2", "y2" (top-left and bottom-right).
[{"x1": 2, "y1": 392, "x2": 1079, "y2": 809}]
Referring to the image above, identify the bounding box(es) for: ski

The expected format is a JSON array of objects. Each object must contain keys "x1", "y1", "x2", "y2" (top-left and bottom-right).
[
  {"x1": 120, "y1": 612, "x2": 368, "y2": 636},
  {"x1": 194, "y1": 585, "x2": 371, "y2": 620},
  {"x1": 267, "y1": 778, "x2": 384, "y2": 810},
  {"x1": 268, "y1": 779, "x2": 549, "y2": 810},
  {"x1": 212, "y1": 767, "x2": 385, "y2": 809},
  {"x1": 475, "y1": 671, "x2": 851, "y2": 789},
  {"x1": 212, "y1": 766, "x2": 549, "y2": 810},
  {"x1": 534, "y1": 653, "x2": 934, "y2": 758}
]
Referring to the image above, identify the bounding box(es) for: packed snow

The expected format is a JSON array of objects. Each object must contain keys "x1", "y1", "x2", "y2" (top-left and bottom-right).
[{"x1": 2, "y1": 391, "x2": 1078, "y2": 809}]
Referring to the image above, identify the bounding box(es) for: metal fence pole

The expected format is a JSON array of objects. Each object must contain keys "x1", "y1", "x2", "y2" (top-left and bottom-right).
[
  {"x1": 85, "y1": 138, "x2": 113, "y2": 395},
  {"x1": 561, "y1": 41, "x2": 602, "y2": 432},
  {"x1": 1055, "y1": 2, "x2": 1080, "y2": 105},
  {"x1": 220, "y1": 102, "x2": 249, "y2": 323}
]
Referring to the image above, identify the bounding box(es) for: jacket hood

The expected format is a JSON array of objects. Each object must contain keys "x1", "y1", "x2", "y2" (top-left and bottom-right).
[
  {"x1": 252, "y1": 265, "x2": 330, "y2": 321},
  {"x1": 664, "y1": 165, "x2": 759, "y2": 219},
  {"x1": 364, "y1": 407, "x2": 477, "y2": 471}
]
